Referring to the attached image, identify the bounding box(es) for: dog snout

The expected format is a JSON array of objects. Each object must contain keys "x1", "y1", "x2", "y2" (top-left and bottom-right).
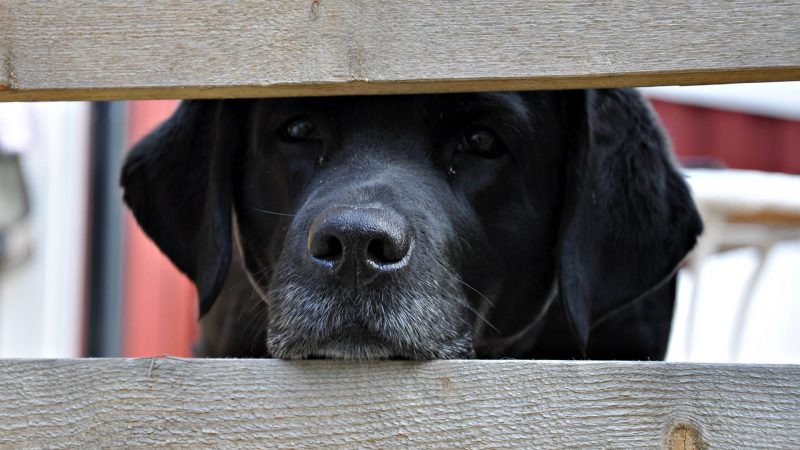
[{"x1": 307, "y1": 206, "x2": 412, "y2": 280}]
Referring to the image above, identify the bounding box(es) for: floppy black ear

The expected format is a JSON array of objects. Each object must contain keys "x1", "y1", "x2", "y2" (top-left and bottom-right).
[
  {"x1": 559, "y1": 89, "x2": 703, "y2": 352},
  {"x1": 121, "y1": 100, "x2": 244, "y2": 317}
]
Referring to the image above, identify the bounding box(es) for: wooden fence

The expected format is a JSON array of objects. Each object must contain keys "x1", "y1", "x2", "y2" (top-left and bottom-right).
[
  {"x1": 1, "y1": 1, "x2": 799, "y2": 448},
  {"x1": 1, "y1": 359, "x2": 799, "y2": 448},
  {"x1": 1, "y1": 1, "x2": 799, "y2": 101}
]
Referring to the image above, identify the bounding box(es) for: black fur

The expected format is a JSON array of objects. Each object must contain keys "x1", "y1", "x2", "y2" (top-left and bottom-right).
[{"x1": 121, "y1": 89, "x2": 702, "y2": 360}]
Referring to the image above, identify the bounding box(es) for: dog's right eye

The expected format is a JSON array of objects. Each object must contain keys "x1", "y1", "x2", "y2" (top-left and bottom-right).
[
  {"x1": 280, "y1": 118, "x2": 320, "y2": 142},
  {"x1": 456, "y1": 128, "x2": 505, "y2": 159}
]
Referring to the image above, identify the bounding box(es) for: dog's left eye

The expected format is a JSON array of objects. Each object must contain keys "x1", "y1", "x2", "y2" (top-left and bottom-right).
[
  {"x1": 457, "y1": 129, "x2": 505, "y2": 158},
  {"x1": 280, "y1": 118, "x2": 320, "y2": 142}
]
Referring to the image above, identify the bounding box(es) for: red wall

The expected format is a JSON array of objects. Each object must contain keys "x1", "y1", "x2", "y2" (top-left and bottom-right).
[
  {"x1": 122, "y1": 100, "x2": 197, "y2": 357},
  {"x1": 651, "y1": 99, "x2": 800, "y2": 174},
  {"x1": 119, "y1": 98, "x2": 800, "y2": 356}
]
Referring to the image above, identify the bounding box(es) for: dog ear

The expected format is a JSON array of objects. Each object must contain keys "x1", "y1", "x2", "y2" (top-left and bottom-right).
[
  {"x1": 558, "y1": 89, "x2": 703, "y2": 354},
  {"x1": 121, "y1": 100, "x2": 246, "y2": 317}
]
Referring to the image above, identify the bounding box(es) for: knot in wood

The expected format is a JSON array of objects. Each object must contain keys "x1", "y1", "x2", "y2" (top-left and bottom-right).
[{"x1": 666, "y1": 423, "x2": 707, "y2": 450}]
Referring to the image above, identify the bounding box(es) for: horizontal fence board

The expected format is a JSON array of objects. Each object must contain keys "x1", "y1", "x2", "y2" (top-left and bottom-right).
[
  {"x1": 1, "y1": 1, "x2": 799, "y2": 101},
  {"x1": 0, "y1": 359, "x2": 798, "y2": 448}
]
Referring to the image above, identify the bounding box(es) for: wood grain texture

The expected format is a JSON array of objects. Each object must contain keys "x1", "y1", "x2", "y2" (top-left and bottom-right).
[
  {"x1": 0, "y1": 359, "x2": 798, "y2": 448},
  {"x1": 1, "y1": 1, "x2": 799, "y2": 101}
]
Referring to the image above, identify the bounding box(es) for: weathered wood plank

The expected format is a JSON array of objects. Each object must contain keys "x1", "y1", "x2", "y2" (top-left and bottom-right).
[
  {"x1": 1, "y1": 1, "x2": 799, "y2": 101},
  {"x1": 0, "y1": 359, "x2": 798, "y2": 448}
]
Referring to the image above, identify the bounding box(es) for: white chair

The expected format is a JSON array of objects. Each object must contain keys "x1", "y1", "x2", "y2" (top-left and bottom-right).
[{"x1": 683, "y1": 169, "x2": 800, "y2": 361}]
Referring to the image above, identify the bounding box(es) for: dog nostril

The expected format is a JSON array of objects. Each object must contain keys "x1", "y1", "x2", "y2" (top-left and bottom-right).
[
  {"x1": 366, "y1": 238, "x2": 407, "y2": 265},
  {"x1": 311, "y1": 235, "x2": 343, "y2": 261},
  {"x1": 367, "y1": 239, "x2": 388, "y2": 264},
  {"x1": 323, "y1": 237, "x2": 343, "y2": 260}
]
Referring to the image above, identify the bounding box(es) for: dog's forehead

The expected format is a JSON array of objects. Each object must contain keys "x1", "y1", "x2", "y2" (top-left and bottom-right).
[
  {"x1": 455, "y1": 92, "x2": 530, "y2": 118},
  {"x1": 262, "y1": 92, "x2": 531, "y2": 123}
]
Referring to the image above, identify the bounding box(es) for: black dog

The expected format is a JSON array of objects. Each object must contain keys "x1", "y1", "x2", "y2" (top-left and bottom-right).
[{"x1": 121, "y1": 89, "x2": 702, "y2": 360}]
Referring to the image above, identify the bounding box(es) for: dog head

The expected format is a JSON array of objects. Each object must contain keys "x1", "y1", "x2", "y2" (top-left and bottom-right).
[{"x1": 121, "y1": 90, "x2": 702, "y2": 359}]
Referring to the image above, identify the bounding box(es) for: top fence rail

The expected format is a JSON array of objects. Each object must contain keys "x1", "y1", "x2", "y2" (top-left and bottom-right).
[{"x1": 1, "y1": 1, "x2": 799, "y2": 101}]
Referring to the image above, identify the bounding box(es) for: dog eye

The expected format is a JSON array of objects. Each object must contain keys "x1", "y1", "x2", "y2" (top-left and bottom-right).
[
  {"x1": 280, "y1": 118, "x2": 319, "y2": 142},
  {"x1": 457, "y1": 129, "x2": 505, "y2": 158}
]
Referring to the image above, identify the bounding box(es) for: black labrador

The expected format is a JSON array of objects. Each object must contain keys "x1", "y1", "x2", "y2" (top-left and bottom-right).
[{"x1": 121, "y1": 89, "x2": 702, "y2": 360}]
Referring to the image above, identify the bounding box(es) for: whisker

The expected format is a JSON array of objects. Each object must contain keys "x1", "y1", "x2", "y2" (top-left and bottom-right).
[
  {"x1": 251, "y1": 265, "x2": 274, "y2": 277},
  {"x1": 445, "y1": 295, "x2": 499, "y2": 333},
  {"x1": 254, "y1": 265, "x2": 274, "y2": 286},
  {"x1": 244, "y1": 287, "x2": 267, "y2": 312},
  {"x1": 243, "y1": 265, "x2": 274, "y2": 304},
  {"x1": 450, "y1": 276, "x2": 495, "y2": 308},
  {"x1": 453, "y1": 233, "x2": 472, "y2": 250},
  {"x1": 240, "y1": 298, "x2": 266, "y2": 328},
  {"x1": 237, "y1": 283, "x2": 269, "y2": 323},
  {"x1": 242, "y1": 306, "x2": 269, "y2": 355},
  {"x1": 432, "y1": 258, "x2": 496, "y2": 309},
  {"x1": 252, "y1": 208, "x2": 296, "y2": 218}
]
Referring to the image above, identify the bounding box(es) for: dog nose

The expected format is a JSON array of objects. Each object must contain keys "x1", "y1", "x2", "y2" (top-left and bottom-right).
[{"x1": 307, "y1": 206, "x2": 412, "y2": 280}]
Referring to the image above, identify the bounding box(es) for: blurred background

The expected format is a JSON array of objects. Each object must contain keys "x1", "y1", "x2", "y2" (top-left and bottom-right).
[{"x1": 0, "y1": 84, "x2": 797, "y2": 362}]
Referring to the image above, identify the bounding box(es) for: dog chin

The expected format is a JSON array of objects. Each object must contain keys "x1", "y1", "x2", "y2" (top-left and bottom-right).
[
  {"x1": 268, "y1": 329, "x2": 475, "y2": 360},
  {"x1": 269, "y1": 331, "x2": 407, "y2": 360},
  {"x1": 312, "y1": 342, "x2": 398, "y2": 360},
  {"x1": 271, "y1": 345, "x2": 401, "y2": 360}
]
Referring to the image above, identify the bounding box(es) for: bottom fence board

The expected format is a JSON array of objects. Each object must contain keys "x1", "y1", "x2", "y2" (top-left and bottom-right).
[{"x1": 0, "y1": 359, "x2": 798, "y2": 448}]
